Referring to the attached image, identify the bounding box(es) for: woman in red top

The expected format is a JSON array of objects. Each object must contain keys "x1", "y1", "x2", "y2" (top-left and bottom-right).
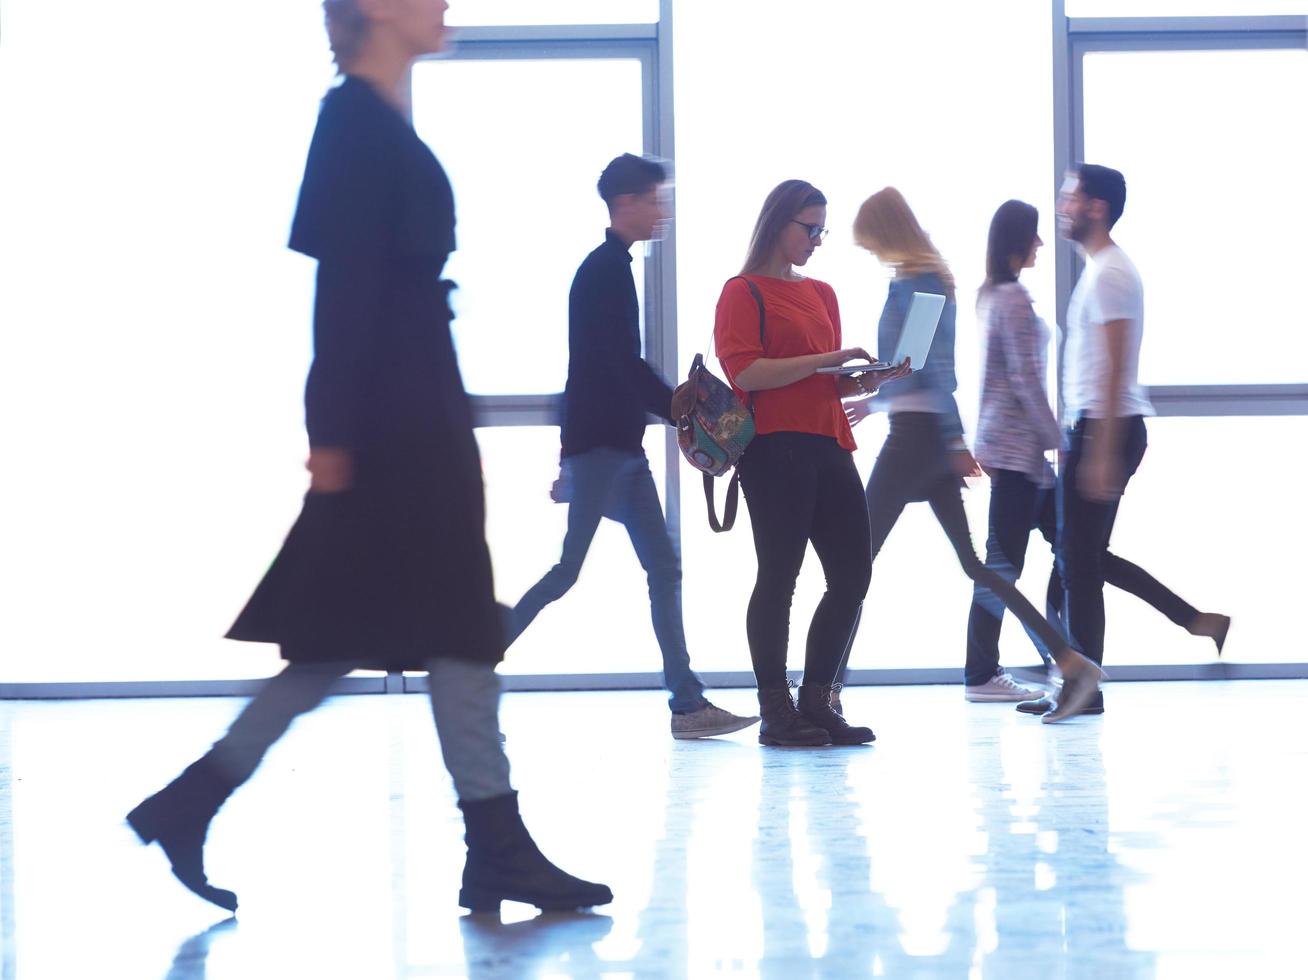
[{"x1": 715, "y1": 180, "x2": 908, "y2": 746}]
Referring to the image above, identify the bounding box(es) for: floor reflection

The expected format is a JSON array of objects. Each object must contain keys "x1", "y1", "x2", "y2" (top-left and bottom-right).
[
  {"x1": 962, "y1": 714, "x2": 1156, "y2": 978},
  {"x1": 754, "y1": 747, "x2": 989, "y2": 977},
  {"x1": 2, "y1": 685, "x2": 1305, "y2": 978},
  {"x1": 629, "y1": 735, "x2": 707, "y2": 977},
  {"x1": 162, "y1": 918, "x2": 236, "y2": 980},
  {"x1": 458, "y1": 911, "x2": 613, "y2": 979}
]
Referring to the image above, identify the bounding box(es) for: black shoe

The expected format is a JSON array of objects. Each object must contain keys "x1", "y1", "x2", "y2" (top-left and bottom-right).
[
  {"x1": 797, "y1": 684, "x2": 875, "y2": 745},
  {"x1": 756, "y1": 683, "x2": 833, "y2": 747},
  {"x1": 1017, "y1": 689, "x2": 1105, "y2": 718},
  {"x1": 1016, "y1": 695, "x2": 1053, "y2": 715},
  {"x1": 126, "y1": 757, "x2": 239, "y2": 912},
  {"x1": 458, "y1": 792, "x2": 613, "y2": 913},
  {"x1": 1043, "y1": 677, "x2": 1105, "y2": 724}
]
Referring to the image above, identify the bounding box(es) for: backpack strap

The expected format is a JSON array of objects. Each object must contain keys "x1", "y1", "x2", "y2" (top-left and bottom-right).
[
  {"x1": 703, "y1": 470, "x2": 742, "y2": 533},
  {"x1": 700, "y1": 278, "x2": 766, "y2": 534},
  {"x1": 718, "y1": 276, "x2": 766, "y2": 348},
  {"x1": 718, "y1": 276, "x2": 766, "y2": 414}
]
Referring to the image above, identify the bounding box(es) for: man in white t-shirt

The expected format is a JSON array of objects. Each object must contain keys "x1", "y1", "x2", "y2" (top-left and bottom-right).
[{"x1": 1044, "y1": 164, "x2": 1153, "y2": 722}]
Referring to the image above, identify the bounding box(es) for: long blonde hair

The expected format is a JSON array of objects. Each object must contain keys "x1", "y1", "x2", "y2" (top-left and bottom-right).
[
  {"x1": 323, "y1": 0, "x2": 370, "y2": 71},
  {"x1": 853, "y1": 187, "x2": 955, "y2": 297}
]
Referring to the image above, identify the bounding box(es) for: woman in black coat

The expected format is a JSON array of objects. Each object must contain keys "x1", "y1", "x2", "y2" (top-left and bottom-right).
[{"x1": 125, "y1": 0, "x2": 610, "y2": 915}]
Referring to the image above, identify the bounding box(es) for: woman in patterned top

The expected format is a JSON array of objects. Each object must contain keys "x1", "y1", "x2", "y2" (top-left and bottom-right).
[{"x1": 967, "y1": 200, "x2": 1230, "y2": 713}]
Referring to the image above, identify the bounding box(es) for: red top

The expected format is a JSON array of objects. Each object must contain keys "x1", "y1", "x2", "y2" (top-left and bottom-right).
[{"x1": 714, "y1": 275, "x2": 856, "y2": 452}]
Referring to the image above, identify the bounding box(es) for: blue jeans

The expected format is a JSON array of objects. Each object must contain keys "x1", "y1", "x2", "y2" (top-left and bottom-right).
[{"x1": 508, "y1": 448, "x2": 707, "y2": 713}]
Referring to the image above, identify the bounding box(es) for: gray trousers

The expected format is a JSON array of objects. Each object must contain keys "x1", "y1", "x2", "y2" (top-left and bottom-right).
[{"x1": 208, "y1": 657, "x2": 512, "y2": 802}]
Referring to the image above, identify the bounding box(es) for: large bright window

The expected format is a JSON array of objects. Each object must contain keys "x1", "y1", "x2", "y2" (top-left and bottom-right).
[
  {"x1": 0, "y1": 1, "x2": 336, "y2": 682},
  {"x1": 1082, "y1": 48, "x2": 1308, "y2": 386},
  {"x1": 411, "y1": 58, "x2": 645, "y2": 396}
]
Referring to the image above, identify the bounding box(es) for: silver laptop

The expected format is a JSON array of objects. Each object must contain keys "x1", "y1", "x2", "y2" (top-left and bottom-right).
[{"x1": 818, "y1": 291, "x2": 946, "y2": 375}]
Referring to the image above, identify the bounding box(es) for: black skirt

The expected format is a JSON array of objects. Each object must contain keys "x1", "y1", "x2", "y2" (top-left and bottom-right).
[{"x1": 227, "y1": 447, "x2": 505, "y2": 671}]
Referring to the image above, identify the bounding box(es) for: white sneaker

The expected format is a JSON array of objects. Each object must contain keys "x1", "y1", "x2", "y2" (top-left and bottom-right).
[
  {"x1": 671, "y1": 701, "x2": 760, "y2": 740},
  {"x1": 965, "y1": 672, "x2": 1042, "y2": 703}
]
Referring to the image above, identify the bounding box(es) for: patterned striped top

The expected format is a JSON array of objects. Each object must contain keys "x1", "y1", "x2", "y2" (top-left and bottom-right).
[{"x1": 973, "y1": 282, "x2": 1064, "y2": 488}]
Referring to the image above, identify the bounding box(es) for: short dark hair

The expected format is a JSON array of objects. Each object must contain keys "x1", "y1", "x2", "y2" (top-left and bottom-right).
[
  {"x1": 597, "y1": 153, "x2": 667, "y2": 206},
  {"x1": 984, "y1": 199, "x2": 1039, "y2": 291},
  {"x1": 1076, "y1": 163, "x2": 1127, "y2": 229}
]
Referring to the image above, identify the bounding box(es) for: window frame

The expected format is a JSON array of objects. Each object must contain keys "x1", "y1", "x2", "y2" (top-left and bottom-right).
[{"x1": 1053, "y1": 7, "x2": 1308, "y2": 417}]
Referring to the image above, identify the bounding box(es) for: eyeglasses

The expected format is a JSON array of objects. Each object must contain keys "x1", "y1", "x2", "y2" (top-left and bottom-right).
[{"x1": 791, "y1": 220, "x2": 828, "y2": 243}]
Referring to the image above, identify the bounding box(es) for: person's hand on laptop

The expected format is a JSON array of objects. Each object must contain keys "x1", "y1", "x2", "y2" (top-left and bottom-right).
[
  {"x1": 868, "y1": 357, "x2": 911, "y2": 385},
  {"x1": 821, "y1": 347, "x2": 873, "y2": 369},
  {"x1": 851, "y1": 356, "x2": 911, "y2": 394},
  {"x1": 839, "y1": 358, "x2": 911, "y2": 426}
]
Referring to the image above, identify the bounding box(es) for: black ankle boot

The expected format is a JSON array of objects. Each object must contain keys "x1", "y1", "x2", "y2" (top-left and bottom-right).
[
  {"x1": 126, "y1": 756, "x2": 239, "y2": 912},
  {"x1": 458, "y1": 791, "x2": 613, "y2": 913},
  {"x1": 756, "y1": 684, "x2": 832, "y2": 747},
  {"x1": 797, "y1": 684, "x2": 876, "y2": 745}
]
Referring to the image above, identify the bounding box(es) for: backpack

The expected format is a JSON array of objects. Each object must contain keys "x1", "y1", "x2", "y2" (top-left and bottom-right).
[{"x1": 670, "y1": 276, "x2": 765, "y2": 532}]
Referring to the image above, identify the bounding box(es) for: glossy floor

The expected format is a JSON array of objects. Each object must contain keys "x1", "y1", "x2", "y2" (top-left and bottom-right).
[{"x1": 1, "y1": 681, "x2": 1304, "y2": 978}]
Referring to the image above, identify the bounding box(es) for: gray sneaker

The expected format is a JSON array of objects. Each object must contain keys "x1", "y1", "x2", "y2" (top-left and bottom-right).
[
  {"x1": 671, "y1": 701, "x2": 761, "y2": 740},
  {"x1": 965, "y1": 672, "x2": 1042, "y2": 703}
]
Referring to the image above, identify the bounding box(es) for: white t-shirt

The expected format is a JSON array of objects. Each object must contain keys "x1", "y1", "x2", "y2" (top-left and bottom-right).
[{"x1": 1062, "y1": 244, "x2": 1154, "y2": 422}]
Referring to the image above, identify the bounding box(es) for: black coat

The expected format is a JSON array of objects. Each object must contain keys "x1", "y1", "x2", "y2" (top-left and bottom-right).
[{"x1": 226, "y1": 76, "x2": 504, "y2": 670}]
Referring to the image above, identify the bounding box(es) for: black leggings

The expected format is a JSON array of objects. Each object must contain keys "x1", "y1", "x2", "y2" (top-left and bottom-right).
[
  {"x1": 836, "y1": 413, "x2": 1068, "y2": 683},
  {"x1": 738, "y1": 433, "x2": 872, "y2": 688}
]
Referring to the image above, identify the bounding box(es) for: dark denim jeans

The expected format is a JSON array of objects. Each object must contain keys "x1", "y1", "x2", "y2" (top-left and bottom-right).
[
  {"x1": 966, "y1": 461, "x2": 1198, "y2": 682},
  {"x1": 964, "y1": 469, "x2": 1064, "y2": 684},
  {"x1": 507, "y1": 447, "x2": 707, "y2": 713},
  {"x1": 1057, "y1": 415, "x2": 1149, "y2": 666}
]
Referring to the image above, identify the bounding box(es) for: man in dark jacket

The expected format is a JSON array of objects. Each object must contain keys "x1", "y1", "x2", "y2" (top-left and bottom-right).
[{"x1": 506, "y1": 154, "x2": 757, "y2": 740}]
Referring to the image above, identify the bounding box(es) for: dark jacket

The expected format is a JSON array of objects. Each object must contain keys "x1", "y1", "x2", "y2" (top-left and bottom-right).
[
  {"x1": 560, "y1": 230, "x2": 673, "y2": 457},
  {"x1": 226, "y1": 76, "x2": 504, "y2": 669}
]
